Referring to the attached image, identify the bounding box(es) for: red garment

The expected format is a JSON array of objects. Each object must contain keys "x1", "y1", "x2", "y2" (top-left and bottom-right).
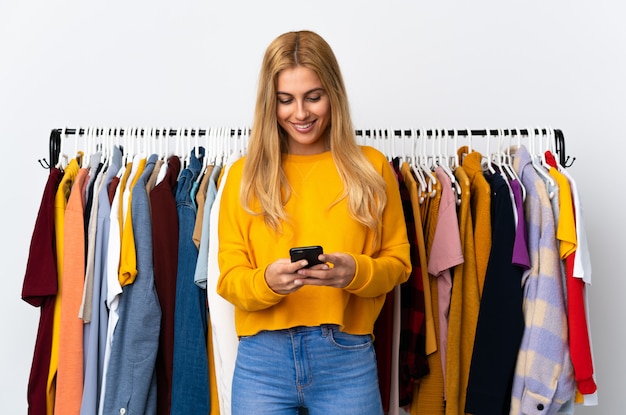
[
  {"x1": 150, "y1": 156, "x2": 181, "y2": 415},
  {"x1": 374, "y1": 291, "x2": 394, "y2": 412},
  {"x1": 545, "y1": 151, "x2": 597, "y2": 395},
  {"x1": 22, "y1": 168, "x2": 62, "y2": 415},
  {"x1": 565, "y1": 252, "x2": 597, "y2": 394},
  {"x1": 108, "y1": 175, "x2": 120, "y2": 205}
]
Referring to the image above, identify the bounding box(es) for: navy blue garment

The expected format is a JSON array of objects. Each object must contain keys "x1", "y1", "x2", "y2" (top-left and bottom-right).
[
  {"x1": 171, "y1": 148, "x2": 210, "y2": 414},
  {"x1": 465, "y1": 172, "x2": 525, "y2": 415},
  {"x1": 103, "y1": 155, "x2": 161, "y2": 415}
]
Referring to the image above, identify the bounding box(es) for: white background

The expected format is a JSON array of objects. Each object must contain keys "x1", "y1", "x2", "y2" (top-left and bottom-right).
[{"x1": 1, "y1": 1, "x2": 624, "y2": 413}]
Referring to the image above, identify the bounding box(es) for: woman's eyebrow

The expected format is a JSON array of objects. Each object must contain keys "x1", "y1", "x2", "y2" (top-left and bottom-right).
[{"x1": 276, "y1": 87, "x2": 325, "y2": 96}]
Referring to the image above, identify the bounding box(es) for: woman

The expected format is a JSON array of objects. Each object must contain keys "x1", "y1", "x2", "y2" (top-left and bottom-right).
[{"x1": 217, "y1": 30, "x2": 412, "y2": 415}]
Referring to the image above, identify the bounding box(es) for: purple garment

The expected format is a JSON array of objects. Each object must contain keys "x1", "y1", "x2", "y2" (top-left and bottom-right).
[{"x1": 510, "y1": 179, "x2": 530, "y2": 270}]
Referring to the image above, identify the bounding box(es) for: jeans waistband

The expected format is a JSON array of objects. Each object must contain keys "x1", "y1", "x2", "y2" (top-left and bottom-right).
[{"x1": 284, "y1": 324, "x2": 339, "y2": 337}]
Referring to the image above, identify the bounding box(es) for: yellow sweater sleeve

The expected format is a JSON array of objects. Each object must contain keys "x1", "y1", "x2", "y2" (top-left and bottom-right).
[{"x1": 217, "y1": 147, "x2": 411, "y2": 337}]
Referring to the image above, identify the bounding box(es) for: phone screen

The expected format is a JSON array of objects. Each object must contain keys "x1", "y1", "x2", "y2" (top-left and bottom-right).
[{"x1": 290, "y1": 245, "x2": 324, "y2": 268}]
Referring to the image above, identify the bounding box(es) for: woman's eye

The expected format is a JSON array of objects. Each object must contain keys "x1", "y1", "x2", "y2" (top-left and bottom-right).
[
  {"x1": 278, "y1": 98, "x2": 293, "y2": 104},
  {"x1": 307, "y1": 96, "x2": 321, "y2": 102}
]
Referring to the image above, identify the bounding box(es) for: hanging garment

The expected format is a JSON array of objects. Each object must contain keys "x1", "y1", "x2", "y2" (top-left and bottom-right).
[
  {"x1": 509, "y1": 145, "x2": 575, "y2": 415},
  {"x1": 78, "y1": 152, "x2": 103, "y2": 323},
  {"x1": 510, "y1": 178, "x2": 531, "y2": 270},
  {"x1": 465, "y1": 172, "x2": 524, "y2": 414},
  {"x1": 207, "y1": 153, "x2": 240, "y2": 415},
  {"x1": 545, "y1": 153, "x2": 597, "y2": 398},
  {"x1": 193, "y1": 163, "x2": 223, "y2": 415},
  {"x1": 150, "y1": 155, "x2": 181, "y2": 415},
  {"x1": 98, "y1": 159, "x2": 128, "y2": 415},
  {"x1": 459, "y1": 147, "x2": 492, "y2": 297},
  {"x1": 171, "y1": 148, "x2": 211, "y2": 414},
  {"x1": 81, "y1": 146, "x2": 122, "y2": 415},
  {"x1": 374, "y1": 161, "x2": 400, "y2": 414},
  {"x1": 192, "y1": 164, "x2": 214, "y2": 252},
  {"x1": 412, "y1": 176, "x2": 445, "y2": 415},
  {"x1": 192, "y1": 164, "x2": 216, "y2": 286},
  {"x1": 47, "y1": 158, "x2": 79, "y2": 415},
  {"x1": 102, "y1": 154, "x2": 161, "y2": 414},
  {"x1": 444, "y1": 164, "x2": 479, "y2": 415},
  {"x1": 429, "y1": 166, "x2": 464, "y2": 394},
  {"x1": 398, "y1": 161, "x2": 429, "y2": 407},
  {"x1": 79, "y1": 156, "x2": 105, "y2": 415},
  {"x1": 551, "y1": 153, "x2": 597, "y2": 407},
  {"x1": 22, "y1": 167, "x2": 62, "y2": 415},
  {"x1": 118, "y1": 155, "x2": 146, "y2": 287},
  {"x1": 55, "y1": 166, "x2": 88, "y2": 414}
]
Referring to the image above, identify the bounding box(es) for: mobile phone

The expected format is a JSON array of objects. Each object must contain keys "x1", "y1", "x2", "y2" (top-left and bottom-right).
[{"x1": 290, "y1": 245, "x2": 324, "y2": 268}]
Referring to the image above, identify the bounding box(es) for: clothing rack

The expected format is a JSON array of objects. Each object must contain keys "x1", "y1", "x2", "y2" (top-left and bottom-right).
[{"x1": 44, "y1": 127, "x2": 574, "y2": 170}]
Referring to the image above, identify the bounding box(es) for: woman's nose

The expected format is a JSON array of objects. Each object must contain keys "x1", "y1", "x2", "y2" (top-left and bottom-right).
[{"x1": 295, "y1": 101, "x2": 309, "y2": 120}]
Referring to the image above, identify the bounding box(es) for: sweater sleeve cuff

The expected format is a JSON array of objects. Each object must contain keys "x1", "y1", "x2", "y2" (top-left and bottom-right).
[
  {"x1": 254, "y1": 267, "x2": 286, "y2": 306},
  {"x1": 576, "y1": 377, "x2": 598, "y2": 395},
  {"x1": 344, "y1": 254, "x2": 371, "y2": 293}
]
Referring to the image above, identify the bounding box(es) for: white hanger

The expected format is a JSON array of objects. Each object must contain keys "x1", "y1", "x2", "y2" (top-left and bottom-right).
[
  {"x1": 527, "y1": 127, "x2": 555, "y2": 198},
  {"x1": 74, "y1": 127, "x2": 83, "y2": 167},
  {"x1": 499, "y1": 128, "x2": 526, "y2": 202},
  {"x1": 450, "y1": 129, "x2": 460, "y2": 171},
  {"x1": 419, "y1": 129, "x2": 437, "y2": 198},
  {"x1": 484, "y1": 129, "x2": 496, "y2": 175},
  {"x1": 84, "y1": 127, "x2": 92, "y2": 162},
  {"x1": 411, "y1": 129, "x2": 428, "y2": 203},
  {"x1": 121, "y1": 127, "x2": 129, "y2": 167},
  {"x1": 539, "y1": 128, "x2": 554, "y2": 171},
  {"x1": 174, "y1": 127, "x2": 184, "y2": 167},
  {"x1": 101, "y1": 127, "x2": 110, "y2": 169},
  {"x1": 385, "y1": 128, "x2": 398, "y2": 161},
  {"x1": 195, "y1": 127, "x2": 208, "y2": 184},
  {"x1": 149, "y1": 127, "x2": 157, "y2": 157},
  {"x1": 438, "y1": 129, "x2": 461, "y2": 200},
  {"x1": 155, "y1": 127, "x2": 169, "y2": 186},
  {"x1": 158, "y1": 127, "x2": 166, "y2": 161},
  {"x1": 216, "y1": 126, "x2": 226, "y2": 166},
  {"x1": 241, "y1": 126, "x2": 250, "y2": 156}
]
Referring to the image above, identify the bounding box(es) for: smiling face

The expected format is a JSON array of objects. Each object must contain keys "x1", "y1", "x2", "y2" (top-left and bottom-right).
[{"x1": 276, "y1": 66, "x2": 331, "y2": 155}]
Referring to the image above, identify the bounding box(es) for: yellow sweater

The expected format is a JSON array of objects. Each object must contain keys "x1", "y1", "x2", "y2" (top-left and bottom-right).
[{"x1": 217, "y1": 146, "x2": 412, "y2": 337}]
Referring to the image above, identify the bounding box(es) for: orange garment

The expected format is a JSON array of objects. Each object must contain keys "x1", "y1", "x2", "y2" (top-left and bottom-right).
[
  {"x1": 119, "y1": 157, "x2": 146, "y2": 286},
  {"x1": 459, "y1": 147, "x2": 491, "y2": 297},
  {"x1": 411, "y1": 275, "x2": 445, "y2": 415},
  {"x1": 445, "y1": 166, "x2": 481, "y2": 415},
  {"x1": 401, "y1": 163, "x2": 435, "y2": 360},
  {"x1": 411, "y1": 177, "x2": 445, "y2": 414},
  {"x1": 54, "y1": 168, "x2": 88, "y2": 414},
  {"x1": 146, "y1": 159, "x2": 164, "y2": 194},
  {"x1": 423, "y1": 175, "x2": 443, "y2": 355},
  {"x1": 48, "y1": 159, "x2": 79, "y2": 415},
  {"x1": 193, "y1": 165, "x2": 214, "y2": 249}
]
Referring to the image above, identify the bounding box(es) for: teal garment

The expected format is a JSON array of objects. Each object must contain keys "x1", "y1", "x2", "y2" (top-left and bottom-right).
[
  {"x1": 190, "y1": 180, "x2": 200, "y2": 211},
  {"x1": 193, "y1": 164, "x2": 222, "y2": 289}
]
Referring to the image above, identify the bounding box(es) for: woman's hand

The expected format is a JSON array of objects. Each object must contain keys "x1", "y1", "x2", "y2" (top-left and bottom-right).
[
  {"x1": 264, "y1": 258, "x2": 312, "y2": 294},
  {"x1": 264, "y1": 253, "x2": 356, "y2": 294},
  {"x1": 295, "y1": 252, "x2": 356, "y2": 289}
]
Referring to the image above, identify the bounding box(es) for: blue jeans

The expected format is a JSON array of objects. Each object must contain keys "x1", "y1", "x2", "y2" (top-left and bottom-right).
[{"x1": 232, "y1": 325, "x2": 383, "y2": 415}]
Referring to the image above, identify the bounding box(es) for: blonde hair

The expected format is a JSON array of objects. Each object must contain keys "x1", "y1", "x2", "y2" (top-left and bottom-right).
[{"x1": 241, "y1": 30, "x2": 387, "y2": 234}]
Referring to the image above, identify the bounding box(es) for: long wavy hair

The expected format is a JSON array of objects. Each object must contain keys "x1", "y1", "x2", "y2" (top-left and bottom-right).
[{"x1": 241, "y1": 30, "x2": 387, "y2": 235}]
